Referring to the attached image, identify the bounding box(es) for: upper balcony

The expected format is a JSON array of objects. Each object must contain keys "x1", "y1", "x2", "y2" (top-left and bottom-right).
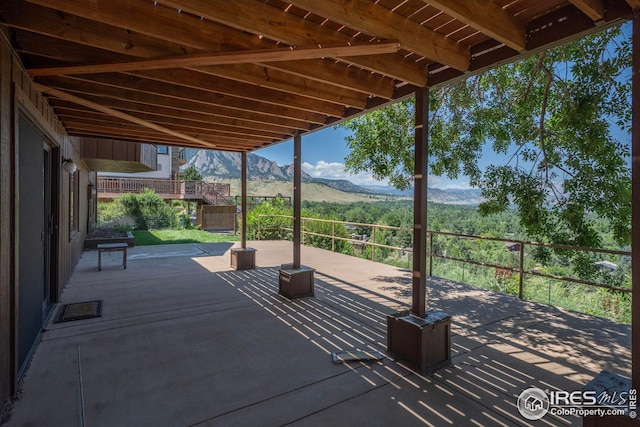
[
  {"x1": 97, "y1": 176, "x2": 233, "y2": 205},
  {"x1": 79, "y1": 136, "x2": 158, "y2": 173}
]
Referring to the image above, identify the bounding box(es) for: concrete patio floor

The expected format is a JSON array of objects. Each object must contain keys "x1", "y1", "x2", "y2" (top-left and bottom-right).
[{"x1": 5, "y1": 241, "x2": 631, "y2": 426}]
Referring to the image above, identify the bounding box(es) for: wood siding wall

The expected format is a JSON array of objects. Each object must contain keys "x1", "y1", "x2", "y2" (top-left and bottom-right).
[
  {"x1": 0, "y1": 30, "x2": 90, "y2": 415},
  {"x1": 0, "y1": 30, "x2": 13, "y2": 421},
  {"x1": 81, "y1": 136, "x2": 157, "y2": 173}
]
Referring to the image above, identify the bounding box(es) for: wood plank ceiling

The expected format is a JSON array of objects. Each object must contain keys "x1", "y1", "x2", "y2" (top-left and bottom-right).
[{"x1": 0, "y1": 0, "x2": 634, "y2": 152}]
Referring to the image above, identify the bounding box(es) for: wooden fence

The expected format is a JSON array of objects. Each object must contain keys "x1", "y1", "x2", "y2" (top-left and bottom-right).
[{"x1": 196, "y1": 205, "x2": 237, "y2": 230}]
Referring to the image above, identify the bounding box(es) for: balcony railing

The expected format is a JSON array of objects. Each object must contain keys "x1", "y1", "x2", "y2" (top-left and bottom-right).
[
  {"x1": 256, "y1": 214, "x2": 632, "y2": 321},
  {"x1": 97, "y1": 177, "x2": 233, "y2": 205}
]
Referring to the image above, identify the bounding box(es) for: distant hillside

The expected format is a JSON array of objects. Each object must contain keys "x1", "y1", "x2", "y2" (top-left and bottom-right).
[
  {"x1": 184, "y1": 149, "x2": 374, "y2": 194},
  {"x1": 184, "y1": 149, "x2": 484, "y2": 205},
  {"x1": 225, "y1": 179, "x2": 399, "y2": 204},
  {"x1": 184, "y1": 149, "x2": 312, "y2": 181}
]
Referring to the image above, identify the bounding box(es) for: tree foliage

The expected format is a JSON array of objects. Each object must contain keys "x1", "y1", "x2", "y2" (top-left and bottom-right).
[
  {"x1": 182, "y1": 165, "x2": 203, "y2": 181},
  {"x1": 339, "y1": 25, "x2": 631, "y2": 257}
]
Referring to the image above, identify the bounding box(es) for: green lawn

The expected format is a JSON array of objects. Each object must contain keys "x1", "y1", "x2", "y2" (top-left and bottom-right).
[{"x1": 132, "y1": 229, "x2": 239, "y2": 246}]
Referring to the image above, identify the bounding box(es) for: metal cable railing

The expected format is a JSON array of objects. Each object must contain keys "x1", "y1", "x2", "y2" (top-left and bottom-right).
[{"x1": 256, "y1": 214, "x2": 632, "y2": 300}]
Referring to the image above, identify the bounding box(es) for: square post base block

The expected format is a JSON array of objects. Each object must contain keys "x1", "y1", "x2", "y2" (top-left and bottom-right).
[
  {"x1": 279, "y1": 266, "x2": 315, "y2": 299},
  {"x1": 583, "y1": 371, "x2": 638, "y2": 427},
  {"x1": 387, "y1": 310, "x2": 452, "y2": 374},
  {"x1": 230, "y1": 248, "x2": 256, "y2": 270}
]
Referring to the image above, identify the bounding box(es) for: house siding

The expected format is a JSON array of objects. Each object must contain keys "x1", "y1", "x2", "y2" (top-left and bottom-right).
[{"x1": 0, "y1": 30, "x2": 90, "y2": 417}]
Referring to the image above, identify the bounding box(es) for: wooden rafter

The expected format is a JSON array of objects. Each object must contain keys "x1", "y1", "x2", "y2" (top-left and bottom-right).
[
  {"x1": 285, "y1": 0, "x2": 470, "y2": 70},
  {"x1": 121, "y1": 69, "x2": 346, "y2": 116},
  {"x1": 4, "y1": 0, "x2": 631, "y2": 156},
  {"x1": 191, "y1": 64, "x2": 367, "y2": 108},
  {"x1": 38, "y1": 76, "x2": 322, "y2": 128},
  {"x1": 156, "y1": 0, "x2": 429, "y2": 85},
  {"x1": 13, "y1": 24, "x2": 387, "y2": 104},
  {"x1": 27, "y1": 42, "x2": 400, "y2": 77},
  {"x1": 23, "y1": 0, "x2": 426, "y2": 87},
  {"x1": 423, "y1": 0, "x2": 526, "y2": 51},
  {"x1": 569, "y1": 0, "x2": 605, "y2": 20},
  {"x1": 49, "y1": 98, "x2": 296, "y2": 136},
  {"x1": 35, "y1": 84, "x2": 215, "y2": 147},
  {"x1": 54, "y1": 107, "x2": 286, "y2": 141}
]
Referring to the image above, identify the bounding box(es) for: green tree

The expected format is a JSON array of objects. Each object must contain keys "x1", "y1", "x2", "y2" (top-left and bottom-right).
[
  {"x1": 338, "y1": 25, "x2": 631, "y2": 276},
  {"x1": 182, "y1": 165, "x2": 203, "y2": 181}
]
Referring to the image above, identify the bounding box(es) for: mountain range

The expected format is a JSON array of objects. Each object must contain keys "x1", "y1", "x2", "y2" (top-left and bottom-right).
[{"x1": 183, "y1": 149, "x2": 483, "y2": 204}]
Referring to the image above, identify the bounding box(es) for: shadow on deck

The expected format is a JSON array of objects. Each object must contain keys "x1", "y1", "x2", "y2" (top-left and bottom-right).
[{"x1": 5, "y1": 241, "x2": 630, "y2": 426}]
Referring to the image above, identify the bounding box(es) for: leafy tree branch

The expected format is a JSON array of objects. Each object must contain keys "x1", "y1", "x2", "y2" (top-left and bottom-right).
[{"x1": 337, "y1": 24, "x2": 631, "y2": 276}]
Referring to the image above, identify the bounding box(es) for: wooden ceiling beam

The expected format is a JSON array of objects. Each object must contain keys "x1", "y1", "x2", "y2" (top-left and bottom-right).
[
  {"x1": 191, "y1": 63, "x2": 368, "y2": 108},
  {"x1": 50, "y1": 99, "x2": 296, "y2": 136},
  {"x1": 2, "y1": 1, "x2": 197, "y2": 58},
  {"x1": 124, "y1": 69, "x2": 347, "y2": 116},
  {"x1": 38, "y1": 75, "x2": 326, "y2": 126},
  {"x1": 61, "y1": 116, "x2": 272, "y2": 144},
  {"x1": 261, "y1": 59, "x2": 395, "y2": 99},
  {"x1": 284, "y1": 0, "x2": 469, "y2": 70},
  {"x1": 65, "y1": 122, "x2": 264, "y2": 148},
  {"x1": 23, "y1": 0, "x2": 423, "y2": 89},
  {"x1": 423, "y1": 0, "x2": 526, "y2": 51},
  {"x1": 65, "y1": 124, "x2": 214, "y2": 147},
  {"x1": 13, "y1": 31, "x2": 126, "y2": 64},
  {"x1": 157, "y1": 0, "x2": 428, "y2": 85},
  {"x1": 16, "y1": 27, "x2": 381, "y2": 107},
  {"x1": 24, "y1": 0, "x2": 248, "y2": 54},
  {"x1": 34, "y1": 83, "x2": 216, "y2": 147},
  {"x1": 27, "y1": 42, "x2": 400, "y2": 77},
  {"x1": 55, "y1": 107, "x2": 288, "y2": 141},
  {"x1": 569, "y1": 0, "x2": 606, "y2": 20},
  {"x1": 72, "y1": 132, "x2": 205, "y2": 148}
]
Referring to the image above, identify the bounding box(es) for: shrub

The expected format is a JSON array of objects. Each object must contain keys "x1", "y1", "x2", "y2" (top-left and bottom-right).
[{"x1": 99, "y1": 189, "x2": 179, "y2": 230}]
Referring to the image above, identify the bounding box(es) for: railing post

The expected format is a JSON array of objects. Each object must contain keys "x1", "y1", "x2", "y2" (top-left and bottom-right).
[
  {"x1": 518, "y1": 242, "x2": 525, "y2": 299},
  {"x1": 302, "y1": 218, "x2": 305, "y2": 245},
  {"x1": 257, "y1": 216, "x2": 261, "y2": 240},
  {"x1": 429, "y1": 232, "x2": 433, "y2": 277},
  {"x1": 371, "y1": 225, "x2": 375, "y2": 262},
  {"x1": 332, "y1": 222, "x2": 335, "y2": 252}
]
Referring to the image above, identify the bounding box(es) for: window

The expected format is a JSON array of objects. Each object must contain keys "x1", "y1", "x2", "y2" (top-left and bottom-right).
[
  {"x1": 69, "y1": 170, "x2": 79, "y2": 238},
  {"x1": 157, "y1": 145, "x2": 169, "y2": 155}
]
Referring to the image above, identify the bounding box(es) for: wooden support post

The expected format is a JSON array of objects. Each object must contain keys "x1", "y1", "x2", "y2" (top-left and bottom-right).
[
  {"x1": 230, "y1": 151, "x2": 256, "y2": 270},
  {"x1": 412, "y1": 87, "x2": 429, "y2": 318},
  {"x1": 241, "y1": 152, "x2": 247, "y2": 249},
  {"x1": 279, "y1": 132, "x2": 314, "y2": 299},
  {"x1": 293, "y1": 133, "x2": 301, "y2": 269},
  {"x1": 386, "y1": 88, "x2": 450, "y2": 375}
]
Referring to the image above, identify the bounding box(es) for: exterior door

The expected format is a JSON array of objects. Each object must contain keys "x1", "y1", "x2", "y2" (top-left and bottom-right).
[
  {"x1": 17, "y1": 114, "x2": 53, "y2": 378},
  {"x1": 42, "y1": 143, "x2": 56, "y2": 315}
]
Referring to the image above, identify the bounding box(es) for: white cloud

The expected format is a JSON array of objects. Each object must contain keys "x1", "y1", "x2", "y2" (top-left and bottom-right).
[
  {"x1": 301, "y1": 161, "x2": 386, "y2": 186},
  {"x1": 301, "y1": 161, "x2": 474, "y2": 190}
]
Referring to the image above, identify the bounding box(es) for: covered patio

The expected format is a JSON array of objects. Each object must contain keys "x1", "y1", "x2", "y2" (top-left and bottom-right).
[
  {"x1": 7, "y1": 242, "x2": 629, "y2": 426},
  {"x1": 1, "y1": 1, "x2": 639, "y2": 425}
]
